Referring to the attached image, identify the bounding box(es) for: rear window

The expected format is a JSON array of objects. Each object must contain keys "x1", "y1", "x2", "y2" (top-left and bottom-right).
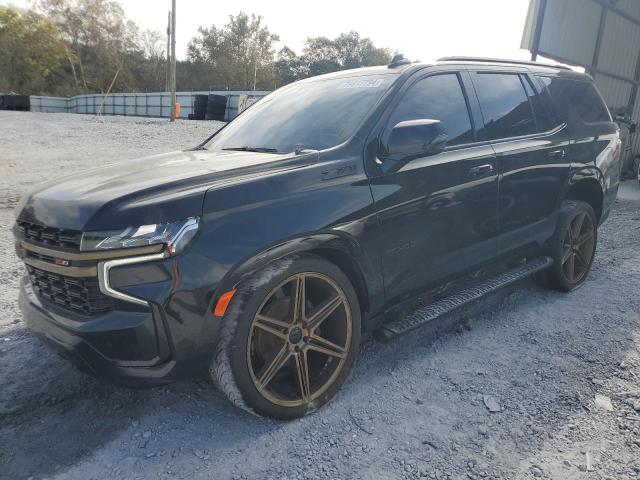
[
  {"x1": 472, "y1": 73, "x2": 537, "y2": 141},
  {"x1": 522, "y1": 75, "x2": 562, "y2": 132},
  {"x1": 537, "y1": 76, "x2": 611, "y2": 124}
]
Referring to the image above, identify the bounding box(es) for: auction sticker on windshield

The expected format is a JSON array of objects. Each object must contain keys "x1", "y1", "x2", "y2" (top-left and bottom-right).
[{"x1": 338, "y1": 78, "x2": 384, "y2": 89}]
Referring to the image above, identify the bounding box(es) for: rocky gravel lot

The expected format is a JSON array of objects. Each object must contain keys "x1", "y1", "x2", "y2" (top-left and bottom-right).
[{"x1": 1, "y1": 111, "x2": 640, "y2": 480}]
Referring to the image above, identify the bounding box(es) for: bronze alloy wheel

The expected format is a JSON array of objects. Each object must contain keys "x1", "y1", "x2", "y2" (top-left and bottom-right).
[
  {"x1": 561, "y1": 211, "x2": 596, "y2": 284},
  {"x1": 246, "y1": 272, "x2": 352, "y2": 407}
]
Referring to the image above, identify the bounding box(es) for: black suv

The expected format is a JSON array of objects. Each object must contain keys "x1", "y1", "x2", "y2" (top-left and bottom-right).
[{"x1": 15, "y1": 56, "x2": 621, "y2": 419}]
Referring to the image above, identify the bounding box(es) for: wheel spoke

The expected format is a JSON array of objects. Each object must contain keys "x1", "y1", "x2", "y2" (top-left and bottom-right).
[
  {"x1": 565, "y1": 226, "x2": 574, "y2": 244},
  {"x1": 256, "y1": 345, "x2": 291, "y2": 391},
  {"x1": 294, "y1": 350, "x2": 311, "y2": 401},
  {"x1": 574, "y1": 248, "x2": 588, "y2": 267},
  {"x1": 561, "y1": 244, "x2": 572, "y2": 264},
  {"x1": 571, "y1": 213, "x2": 585, "y2": 240},
  {"x1": 306, "y1": 294, "x2": 343, "y2": 331},
  {"x1": 565, "y1": 252, "x2": 576, "y2": 282},
  {"x1": 290, "y1": 274, "x2": 306, "y2": 324},
  {"x1": 255, "y1": 314, "x2": 291, "y2": 330},
  {"x1": 307, "y1": 334, "x2": 347, "y2": 359},
  {"x1": 253, "y1": 319, "x2": 287, "y2": 341},
  {"x1": 576, "y1": 230, "x2": 594, "y2": 247}
]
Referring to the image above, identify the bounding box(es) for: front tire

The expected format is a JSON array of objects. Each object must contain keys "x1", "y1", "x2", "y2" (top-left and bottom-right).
[
  {"x1": 211, "y1": 254, "x2": 361, "y2": 419},
  {"x1": 540, "y1": 200, "x2": 598, "y2": 292}
]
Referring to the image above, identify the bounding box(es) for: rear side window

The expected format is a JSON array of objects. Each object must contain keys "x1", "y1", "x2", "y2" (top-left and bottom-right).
[
  {"x1": 472, "y1": 73, "x2": 537, "y2": 140},
  {"x1": 387, "y1": 73, "x2": 474, "y2": 146},
  {"x1": 537, "y1": 76, "x2": 611, "y2": 124},
  {"x1": 522, "y1": 75, "x2": 561, "y2": 132}
]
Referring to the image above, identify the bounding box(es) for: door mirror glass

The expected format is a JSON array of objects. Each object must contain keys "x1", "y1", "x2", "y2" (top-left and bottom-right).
[{"x1": 386, "y1": 119, "x2": 448, "y2": 161}]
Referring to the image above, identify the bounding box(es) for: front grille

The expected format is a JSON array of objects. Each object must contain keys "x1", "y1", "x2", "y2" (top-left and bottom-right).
[
  {"x1": 27, "y1": 266, "x2": 113, "y2": 316},
  {"x1": 26, "y1": 250, "x2": 57, "y2": 264},
  {"x1": 16, "y1": 221, "x2": 82, "y2": 251}
]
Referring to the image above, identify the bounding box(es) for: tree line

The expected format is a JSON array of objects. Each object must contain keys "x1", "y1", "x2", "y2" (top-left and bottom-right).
[{"x1": 0, "y1": 0, "x2": 394, "y2": 96}]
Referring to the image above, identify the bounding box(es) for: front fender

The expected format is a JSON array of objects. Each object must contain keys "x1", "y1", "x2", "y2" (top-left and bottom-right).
[{"x1": 189, "y1": 147, "x2": 384, "y2": 325}]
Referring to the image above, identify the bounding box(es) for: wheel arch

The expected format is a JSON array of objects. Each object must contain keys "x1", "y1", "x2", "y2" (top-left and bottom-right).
[
  {"x1": 562, "y1": 167, "x2": 605, "y2": 221},
  {"x1": 307, "y1": 244, "x2": 371, "y2": 320},
  {"x1": 211, "y1": 232, "x2": 377, "y2": 330}
]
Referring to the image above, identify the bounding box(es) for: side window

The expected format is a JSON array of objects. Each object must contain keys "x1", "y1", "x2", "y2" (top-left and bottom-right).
[
  {"x1": 473, "y1": 73, "x2": 537, "y2": 140},
  {"x1": 522, "y1": 75, "x2": 561, "y2": 132},
  {"x1": 387, "y1": 74, "x2": 474, "y2": 146},
  {"x1": 537, "y1": 76, "x2": 611, "y2": 124}
]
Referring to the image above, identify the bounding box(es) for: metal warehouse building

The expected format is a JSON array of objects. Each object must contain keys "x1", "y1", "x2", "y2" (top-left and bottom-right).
[{"x1": 522, "y1": 0, "x2": 640, "y2": 172}]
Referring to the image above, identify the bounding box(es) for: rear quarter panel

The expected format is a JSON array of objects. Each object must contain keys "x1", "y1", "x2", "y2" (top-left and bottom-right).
[{"x1": 570, "y1": 124, "x2": 621, "y2": 219}]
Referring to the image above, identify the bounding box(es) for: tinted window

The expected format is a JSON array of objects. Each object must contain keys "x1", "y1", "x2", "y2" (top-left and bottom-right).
[
  {"x1": 522, "y1": 75, "x2": 561, "y2": 132},
  {"x1": 207, "y1": 75, "x2": 394, "y2": 153},
  {"x1": 473, "y1": 73, "x2": 537, "y2": 140},
  {"x1": 388, "y1": 74, "x2": 474, "y2": 146},
  {"x1": 538, "y1": 76, "x2": 611, "y2": 124}
]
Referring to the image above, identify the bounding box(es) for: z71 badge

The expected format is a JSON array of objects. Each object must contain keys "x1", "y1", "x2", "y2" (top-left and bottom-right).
[{"x1": 321, "y1": 163, "x2": 357, "y2": 181}]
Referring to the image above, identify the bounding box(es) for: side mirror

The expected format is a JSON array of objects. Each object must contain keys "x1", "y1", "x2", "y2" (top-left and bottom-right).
[{"x1": 385, "y1": 119, "x2": 448, "y2": 161}]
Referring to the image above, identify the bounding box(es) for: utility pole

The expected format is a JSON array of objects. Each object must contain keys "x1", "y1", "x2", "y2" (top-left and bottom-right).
[
  {"x1": 166, "y1": 11, "x2": 171, "y2": 91},
  {"x1": 169, "y1": 0, "x2": 177, "y2": 122},
  {"x1": 253, "y1": 54, "x2": 258, "y2": 91},
  {"x1": 252, "y1": 40, "x2": 258, "y2": 91}
]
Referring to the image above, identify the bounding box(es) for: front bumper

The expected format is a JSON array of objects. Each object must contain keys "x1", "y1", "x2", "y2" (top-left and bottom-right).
[{"x1": 19, "y1": 277, "x2": 182, "y2": 386}]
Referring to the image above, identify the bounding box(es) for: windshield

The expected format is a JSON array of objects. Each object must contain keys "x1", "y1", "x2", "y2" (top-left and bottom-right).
[{"x1": 206, "y1": 75, "x2": 394, "y2": 153}]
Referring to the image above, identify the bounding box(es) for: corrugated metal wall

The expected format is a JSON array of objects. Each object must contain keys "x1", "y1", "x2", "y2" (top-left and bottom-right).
[
  {"x1": 30, "y1": 91, "x2": 268, "y2": 121},
  {"x1": 537, "y1": 0, "x2": 601, "y2": 66},
  {"x1": 598, "y1": 12, "x2": 640, "y2": 80},
  {"x1": 523, "y1": 0, "x2": 640, "y2": 169},
  {"x1": 593, "y1": 74, "x2": 632, "y2": 112},
  {"x1": 614, "y1": 0, "x2": 640, "y2": 21}
]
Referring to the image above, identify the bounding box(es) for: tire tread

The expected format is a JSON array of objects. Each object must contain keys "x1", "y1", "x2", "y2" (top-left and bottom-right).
[{"x1": 210, "y1": 256, "x2": 300, "y2": 417}]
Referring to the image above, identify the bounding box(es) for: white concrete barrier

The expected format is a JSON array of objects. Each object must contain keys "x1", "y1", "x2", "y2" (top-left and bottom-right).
[{"x1": 30, "y1": 91, "x2": 269, "y2": 120}]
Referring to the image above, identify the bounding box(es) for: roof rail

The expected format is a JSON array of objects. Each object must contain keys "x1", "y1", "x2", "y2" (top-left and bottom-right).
[{"x1": 437, "y1": 56, "x2": 572, "y2": 71}]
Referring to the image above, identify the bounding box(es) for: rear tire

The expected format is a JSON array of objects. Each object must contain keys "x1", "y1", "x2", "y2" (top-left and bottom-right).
[
  {"x1": 210, "y1": 254, "x2": 361, "y2": 420},
  {"x1": 538, "y1": 200, "x2": 597, "y2": 292}
]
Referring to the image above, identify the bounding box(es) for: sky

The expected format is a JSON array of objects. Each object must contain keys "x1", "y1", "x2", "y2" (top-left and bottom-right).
[{"x1": 6, "y1": 0, "x2": 535, "y2": 62}]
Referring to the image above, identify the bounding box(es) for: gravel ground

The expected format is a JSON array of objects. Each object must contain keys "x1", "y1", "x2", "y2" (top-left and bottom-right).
[{"x1": 1, "y1": 111, "x2": 640, "y2": 480}]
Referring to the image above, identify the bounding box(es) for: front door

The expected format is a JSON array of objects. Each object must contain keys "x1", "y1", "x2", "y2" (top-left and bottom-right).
[{"x1": 368, "y1": 72, "x2": 499, "y2": 305}]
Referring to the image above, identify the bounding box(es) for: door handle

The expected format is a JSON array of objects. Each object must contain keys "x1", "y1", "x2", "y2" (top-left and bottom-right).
[
  {"x1": 548, "y1": 149, "x2": 566, "y2": 159},
  {"x1": 468, "y1": 164, "x2": 494, "y2": 178}
]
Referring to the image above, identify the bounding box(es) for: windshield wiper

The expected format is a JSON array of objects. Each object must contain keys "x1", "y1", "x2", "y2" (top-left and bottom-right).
[{"x1": 222, "y1": 146, "x2": 281, "y2": 153}]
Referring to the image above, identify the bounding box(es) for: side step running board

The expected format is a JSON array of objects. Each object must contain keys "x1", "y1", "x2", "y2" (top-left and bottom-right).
[{"x1": 379, "y1": 256, "x2": 553, "y2": 341}]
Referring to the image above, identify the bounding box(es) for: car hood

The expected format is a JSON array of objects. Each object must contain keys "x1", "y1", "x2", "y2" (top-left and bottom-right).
[{"x1": 16, "y1": 149, "x2": 315, "y2": 231}]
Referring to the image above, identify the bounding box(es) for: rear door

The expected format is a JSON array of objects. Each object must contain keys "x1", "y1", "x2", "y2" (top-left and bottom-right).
[
  {"x1": 469, "y1": 70, "x2": 571, "y2": 257},
  {"x1": 367, "y1": 71, "x2": 499, "y2": 304}
]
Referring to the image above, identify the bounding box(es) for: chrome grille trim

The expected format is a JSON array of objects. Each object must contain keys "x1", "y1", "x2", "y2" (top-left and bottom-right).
[{"x1": 97, "y1": 252, "x2": 168, "y2": 307}]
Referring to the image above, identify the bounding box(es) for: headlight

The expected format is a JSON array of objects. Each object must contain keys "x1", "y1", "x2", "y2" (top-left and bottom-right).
[{"x1": 80, "y1": 217, "x2": 199, "y2": 254}]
